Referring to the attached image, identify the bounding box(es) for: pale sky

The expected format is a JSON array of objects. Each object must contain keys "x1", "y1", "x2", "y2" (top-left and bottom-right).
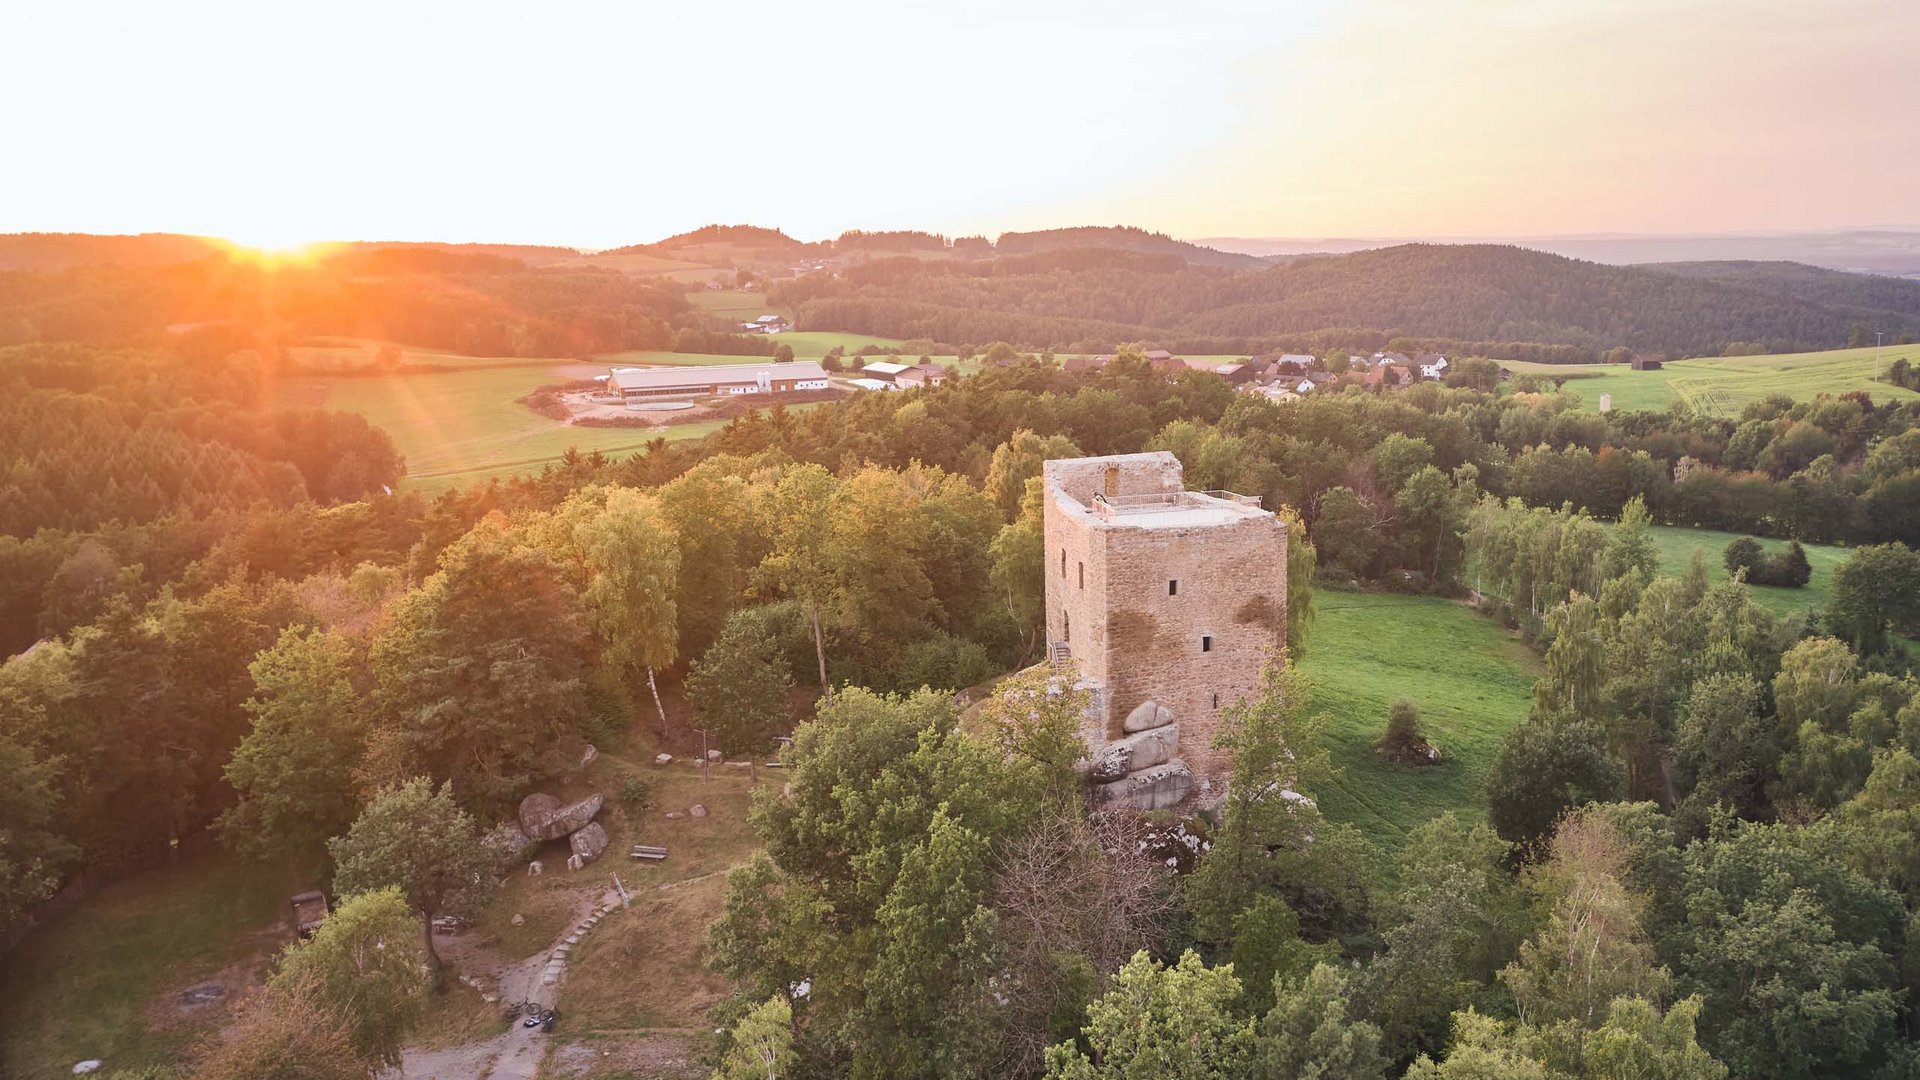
[{"x1": 3, "y1": 0, "x2": 1916, "y2": 249}]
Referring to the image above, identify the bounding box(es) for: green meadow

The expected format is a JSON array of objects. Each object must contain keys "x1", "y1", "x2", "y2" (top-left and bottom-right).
[
  {"x1": 1299, "y1": 591, "x2": 1539, "y2": 849},
  {"x1": 1503, "y1": 343, "x2": 1920, "y2": 417},
  {"x1": 272, "y1": 363, "x2": 730, "y2": 492}
]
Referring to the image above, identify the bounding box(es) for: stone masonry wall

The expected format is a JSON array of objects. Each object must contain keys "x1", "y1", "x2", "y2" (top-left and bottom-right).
[{"x1": 1042, "y1": 452, "x2": 1288, "y2": 805}]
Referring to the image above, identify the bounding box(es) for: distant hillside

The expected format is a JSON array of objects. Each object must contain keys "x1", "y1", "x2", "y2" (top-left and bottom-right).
[
  {"x1": 1201, "y1": 229, "x2": 1920, "y2": 277},
  {"x1": 774, "y1": 242, "x2": 1920, "y2": 358},
  {"x1": 1642, "y1": 260, "x2": 1920, "y2": 322},
  {"x1": 648, "y1": 224, "x2": 806, "y2": 252},
  {"x1": 0, "y1": 233, "x2": 224, "y2": 271},
  {"x1": 994, "y1": 226, "x2": 1260, "y2": 268}
]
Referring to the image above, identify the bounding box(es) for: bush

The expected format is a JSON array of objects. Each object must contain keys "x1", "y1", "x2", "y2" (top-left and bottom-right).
[
  {"x1": 620, "y1": 775, "x2": 652, "y2": 810},
  {"x1": 1373, "y1": 698, "x2": 1435, "y2": 763},
  {"x1": 1725, "y1": 536, "x2": 1812, "y2": 588}
]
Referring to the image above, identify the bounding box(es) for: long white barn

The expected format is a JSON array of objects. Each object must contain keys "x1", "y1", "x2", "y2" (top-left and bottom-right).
[{"x1": 607, "y1": 361, "x2": 831, "y2": 401}]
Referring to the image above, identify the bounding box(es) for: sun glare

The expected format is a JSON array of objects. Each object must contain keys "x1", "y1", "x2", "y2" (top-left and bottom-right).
[{"x1": 215, "y1": 230, "x2": 327, "y2": 265}]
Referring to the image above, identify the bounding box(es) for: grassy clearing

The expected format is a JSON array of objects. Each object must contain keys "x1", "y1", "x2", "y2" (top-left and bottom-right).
[
  {"x1": 267, "y1": 366, "x2": 728, "y2": 490},
  {"x1": 1638, "y1": 524, "x2": 1844, "y2": 620},
  {"x1": 0, "y1": 851, "x2": 307, "y2": 1080},
  {"x1": 1298, "y1": 591, "x2": 1539, "y2": 850},
  {"x1": 1503, "y1": 344, "x2": 1920, "y2": 417}
]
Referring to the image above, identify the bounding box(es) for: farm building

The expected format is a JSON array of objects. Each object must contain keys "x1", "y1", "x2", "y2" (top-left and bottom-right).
[
  {"x1": 1214, "y1": 362, "x2": 1255, "y2": 385},
  {"x1": 894, "y1": 363, "x2": 949, "y2": 388},
  {"x1": 1631, "y1": 354, "x2": 1664, "y2": 370},
  {"x1": 858, "y1": 361, "x2": 914, "y2": 383},
  {"x1": 739, "y1": 314, "x2": 790, "y2": 334},
  {"x1": 608, "y1": 361, "x2": 830, "y2": 401},
  {"x1": 848, "y1": 377, "x2": 897, "y2": 392}
]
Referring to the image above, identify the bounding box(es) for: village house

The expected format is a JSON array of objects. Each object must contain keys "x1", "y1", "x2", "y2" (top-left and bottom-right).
[
  {"x1": 1415, "y1": 352, "x2": 1450, "y2": 379},
  {"x1": 608, "y1": 360, "x2": 831, "y2": 401}
]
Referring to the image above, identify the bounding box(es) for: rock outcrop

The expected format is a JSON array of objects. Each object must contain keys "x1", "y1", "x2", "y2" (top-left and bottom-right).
[
  {"x1": 518, "y1": 793, "x2": 605, "y2": 842},
  {"x1": 1086, "y1": 723, "x2": 1180, "y2": 782},
  {"x1": 1094, "y1": 760, "x2": 1195, "y2": 811},
  {"x1": 1122, "y1": 699, "x2": 1175, "y2": 733},
  {"x1": 568, "y1": 821, "x2": 609, "y2": 864}
]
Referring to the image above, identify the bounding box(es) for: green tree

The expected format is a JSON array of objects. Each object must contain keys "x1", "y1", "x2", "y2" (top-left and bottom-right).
[
  {"x1": 984, "y1": 430, "x2": 1081, "y2": 523},
  {"x1": 1486, "y1": 718, "x2": 1622, "y2": 846},
  {"x1": 990, "y1": 476, "x2": 1047, "y2": 666},
  {"x1": 1042, "y1": 950, "x2": 1256, "y2": 1080},
  {"x1": 219, "y1": 627, "x2": 366, "y2": 861},
  {"x1": 1673, "y1": 673, "x2": 1777, "y2": 822},
  {"x1": 1722, "y1": 537, "x2": 1763, "y2": 577},
  {"x1": 1313, "y1": 487, "x2": 1383, "y2": 577},
  {"x1": 327, "y1": 778, "x2": 490, "y2": 978},
  {"x1": 1826, "y1": 544, "x2": 1920, "y2": 656},
  {"x1": 1606, "y1": 497, "x2": 1660, "y2": 581},
  {"x1": 533, "y1": 485, "x2": 681, "y2": 731},
  {"x1": 1668, "y1": 818, "x2": 1903, "y2": 1080},
  {"x1": 1253, "y1": 964, "x2": 1390, "y2": 1080},
  {"x1": 270, "y1": 887, "x2": 429, "y2": 1066},
  {"x1": 687, "y1": 615, "x2": 793, "y2": 756},
  {"x1": 1501, "y1": 811, "x2": 1671, "y2": 1029},
  {"x1": 1375, "y1": 697, "x2": 1427, "y2": 760},
  {"x1": 755, "y1": 464, "x2": 841, "y2": 696},
  {"x1": 370, "y1": 519, "x2": 593, "y2": 803},
  {"x1": 713, "y1": 994, "x2": 796, "y2": 1080},
  {"x1": 0, "y1": 729, "x2": 70, "y2": 938},
  {"x1": 1371, "y1": 433, "x2": 1434, "y2": 494}
]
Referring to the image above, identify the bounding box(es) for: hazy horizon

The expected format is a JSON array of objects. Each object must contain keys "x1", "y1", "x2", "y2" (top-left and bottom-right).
[{"x1": 4, "y1": 0, "x2": 1916, "y2": 250}]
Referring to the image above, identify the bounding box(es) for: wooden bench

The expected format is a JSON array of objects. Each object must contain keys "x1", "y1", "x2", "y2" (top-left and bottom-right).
[{"x1": 629, "y1": 845, "x2": 668, "y2": 862}]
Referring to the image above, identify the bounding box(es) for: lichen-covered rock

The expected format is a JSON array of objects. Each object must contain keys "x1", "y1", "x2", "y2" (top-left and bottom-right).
[
  {"x1": 1085, "y1": 724, "x2": 1180, "y2": 782},
  {"x1": 1094, "y1": 759, "x2": 1195, "y2": 810},
  {"x1": 1122, "y1": 700, "x2": 1175, "y2": 733},
  {"x1": 517, "y1": 793, "x2": 561, "y2": 835},
  {"x1": 481, "y1": 821, "x2": 538, "y2": 872},
  {"x1": 518, "y1": 793, "x2": 605, "y2": 842},
  {"x1": 568, "y1": 821, "x2": 609, "y2": 864}
]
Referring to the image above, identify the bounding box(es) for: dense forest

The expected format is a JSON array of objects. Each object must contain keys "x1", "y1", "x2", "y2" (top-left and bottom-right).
[
  {"x1": 0, "y1": 247, "x2": 766, "y2": 358},
  {"x1": 777, "y1": 244, "x2": 1920, "y2": 359}
]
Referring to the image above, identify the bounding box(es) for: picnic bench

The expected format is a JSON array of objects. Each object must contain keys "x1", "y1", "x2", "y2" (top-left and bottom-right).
[{"x1": 629, "y1": 845, "x2": 668, "y2": 862}]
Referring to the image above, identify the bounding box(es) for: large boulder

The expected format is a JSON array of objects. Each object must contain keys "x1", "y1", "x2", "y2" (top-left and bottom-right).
[
  {"x1": 480, "y1": 821, "x2": 538, "y2": 873},
  {"x1": 1122, "y1": 700, "x2": 1175, "y2": 733},
  {"x1": 1085, "y1": 724, "x2": 1180, "y2": 782},
  {"x1": 517, "y1": 793, "x2": 561, "y2": 834},
  {"x1": 569, "y1": 822, "x2": 609, "y2": 864},
  {"x1": 1094, "y1": 760, "x2": 1195, "y2": 811},
  {"x1": 518, "y1": 793, "x2": 604, "y2": 842}
]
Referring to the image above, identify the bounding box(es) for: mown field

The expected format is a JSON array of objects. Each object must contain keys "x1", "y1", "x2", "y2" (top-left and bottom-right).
[
  {"x1": 1298, "y1": 591, "x2": 1539, "y2": 849},
  {"x1": 1639, "y1": 524, "x2": 1844, "y2": 620},
  {"x1": 269, "y1": 363, "x2": 732, "y2": 493},
  {"x1": 1504, "y1": 343, "x2": 1920, "y2": 416},
  {"x1": 0, "y1": 852, "x2": 311, "y2": 1079}
]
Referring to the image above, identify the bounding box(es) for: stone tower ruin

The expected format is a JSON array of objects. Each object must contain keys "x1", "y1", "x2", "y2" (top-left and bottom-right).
[{"x1": 1042, "y1": 451, "x2": 1288, "y2": 809}]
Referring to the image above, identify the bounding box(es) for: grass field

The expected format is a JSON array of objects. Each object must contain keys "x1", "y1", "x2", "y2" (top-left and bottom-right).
[
  {"x1": 1638, "y1": 524, "x2": 1844, "y2": 621},
  {"x1": 0, "y1": 852, "x2": 308, "y2": 1079},
  {"x1": 269, "y1": 364, "x2": 733, "y2": 491},
  {"x1": 1503, "y1": 344, "x2": 1920, "y2": 417},
  {"x1": 1298, "y1": 591, "x2": 1539, "y2": 849}
]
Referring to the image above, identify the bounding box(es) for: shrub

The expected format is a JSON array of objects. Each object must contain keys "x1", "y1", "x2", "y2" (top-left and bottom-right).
[
  {"x1": 1724, "y1": 536, "x2": 1764, "y2": 576},
  {"x1": 1373, "y1": 698, "x2": 1435, "y2": 763},
  {"x1": 620, "y1": 775, "x2": 652, "y2": 810}
]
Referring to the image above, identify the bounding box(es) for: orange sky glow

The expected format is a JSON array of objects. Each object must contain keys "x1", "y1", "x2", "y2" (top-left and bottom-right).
[{"x1": 3, "y1": 0, "x2": 1916, "y2": 248}]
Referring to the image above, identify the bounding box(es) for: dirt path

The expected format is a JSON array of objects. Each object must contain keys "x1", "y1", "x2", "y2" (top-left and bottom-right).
[{"x1": 387, "y1": 889, "x2": 616, "y2": 1080}]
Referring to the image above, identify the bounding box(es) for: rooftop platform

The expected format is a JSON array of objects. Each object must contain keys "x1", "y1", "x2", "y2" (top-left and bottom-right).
[{"x1": 1088, "y1": 489, "x2": 1263, "y2": 528}]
